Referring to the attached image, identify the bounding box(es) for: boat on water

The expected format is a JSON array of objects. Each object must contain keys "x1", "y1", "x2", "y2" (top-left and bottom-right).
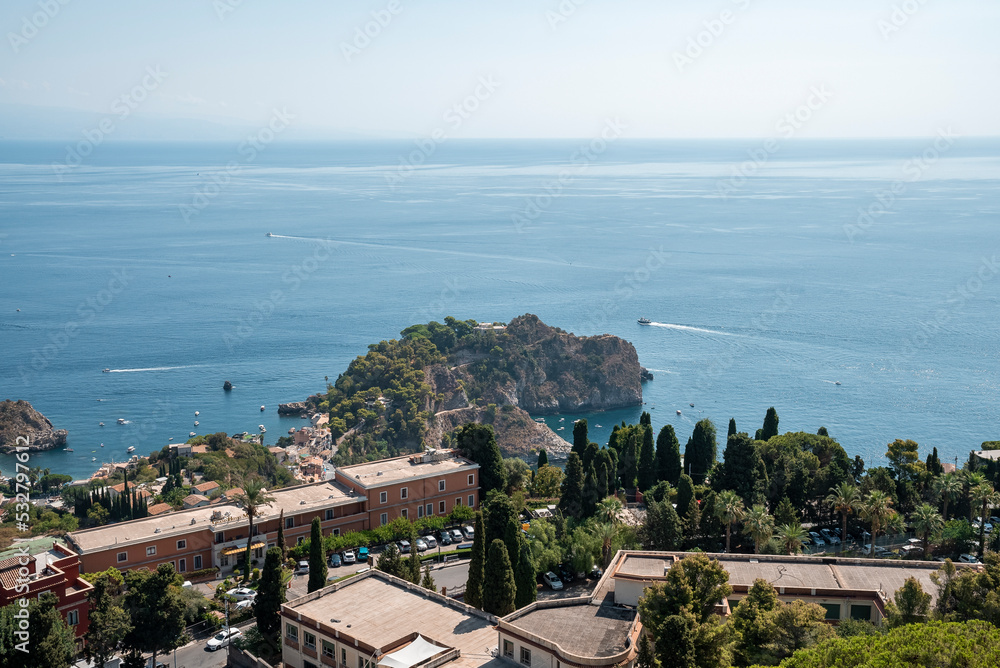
[
  {"x1": 168, "y1": 437, "x2": 173, "y2": 441},
  {"x1": 835, "y1": 381, "x2": 842, "y2": 386},
  {"x1": 265, "y1": 232, "x2": 272, "y2": 237},
  {"x1": 258, "y1": 425, "x2": 266, "y2": 432},
  {"x1": 194, "y1": 421, "x2": 199, "y2": 426},
  {"x1": 288, "y1": 428, "x2": 295, "y2": 434},
  {"x1": 65, "y1": 448, "x2": 73, "y2": 452},
  {"x1": 102, "y1": 368, "x2": 110, "y2": 373},
  {"x1": 117, "y1": 418, "x2": 126, "y2": 424},
  {"x1": 127, "y1": 446, "x2": 135, "y2": 453},
  {"x1": 557, "y1": 427, "x2": 564, "y2": 431},
  {"x1": 690, "y1": 403, "x2": 695, "y2": 407},
  {"x1": 99, "y1": 422, "x2": 104, "y2": 427},
  {"x1": 260, "y1": 405, "x2": 265, "y2": 411},
  {"x1": 195, "y1": 410, "x2": 200, "y2": 416},
  {"x1": 189, "y1": 431, "x2": 196, "y2": 437},
  {"x1": 92, "y1": 457, "x2": 97, "y2": 462},
  {"x1": 100, "y1": 443, "x2": 104, "y2": 447},
  {"x1": 676, "y1": 409, "x2": 682, "y2": 415},
  {"x1": 637, "y1": 317, "x2": 652, "y2": 325},
  {"x1": 596, "y1": 424, "x2": 602, "y2": 428}
]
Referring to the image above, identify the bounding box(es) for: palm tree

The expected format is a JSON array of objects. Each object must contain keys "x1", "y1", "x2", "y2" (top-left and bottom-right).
[
  {"x1": 595, "y1": 497, "x2": 623, "y2": 526},
  {"x1": 742, "y1": 504, "x2": 775, "y2": 554},
  {"x1": 776, "y1": 522, "x2": 808, "y2": 555},
  {"x1": 593, "y1": 522, "x2": 617, "y2": 568},
  {"x1": 859, "y1": 490, "x2": 893, "y2": 557},
  {"x1": 824, "y1": 482, "x2": 859, "y2": 551},
  {"x1": 715, "y1": 490, "x2": 745, "y2": 553},
  {"x1": 960, "y1": 471, "x2": 987, "y2": 521},
  {"x1": 232, "y1": 477, "x2": 276, "y2": 580},
  {"x1": 970, "y1": 482, "x2": 1000, "y2": 558},
  {"x1": 910, "y1": 503, "x2": 944, "y2": 559},
  {"x1": 933, "y1": 473, "x2": 962, "y2": 521}
]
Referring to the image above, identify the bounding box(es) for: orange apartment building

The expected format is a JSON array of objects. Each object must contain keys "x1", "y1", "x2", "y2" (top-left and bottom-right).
[
  {"x1": 336, "y1": 449, "x2": 480, "y2": 527},
  {"x1": 0, "y1": 537, "x2": 92, "y2": 647},
  {"x1": 66, "y1": 450, "x2": 479, "y2": 576}
]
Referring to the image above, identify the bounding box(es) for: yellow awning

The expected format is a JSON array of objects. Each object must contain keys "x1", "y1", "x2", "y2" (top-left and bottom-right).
[{"x1": 221, "y1": 542, "x2": 264, "y2": 556}]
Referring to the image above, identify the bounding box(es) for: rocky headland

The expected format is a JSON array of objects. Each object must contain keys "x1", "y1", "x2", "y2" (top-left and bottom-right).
[{"x1": 0, "y1": 400, "x2": 69, "y2": 453}]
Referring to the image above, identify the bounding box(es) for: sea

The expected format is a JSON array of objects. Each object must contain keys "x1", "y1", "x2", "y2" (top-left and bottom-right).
[{"x1": 1, "y1": 138, "x2": 998, "y2": 482}]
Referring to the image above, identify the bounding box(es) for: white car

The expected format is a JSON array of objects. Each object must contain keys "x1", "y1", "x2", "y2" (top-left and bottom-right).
[
  {"x1": 225, "y1": 587, "x2": 256, "y2": 601},
  {"x1": 207, "y1": 627, "x2": 242, "y2": 651},
  {"x1": 462, "y1": 525, "x2": 475, "y2": 540},
  {"x1": 450, "y1": 529, "x2": 465, "y2": 543},
  {"x1": 341, "y1": 550, "x2": 357, "y2": 564},
  {"x1": 542, "y1": 572, "x2": 564, "y2": 590},
  {"x1": 423, "y1": 535, "x2": 437, "y2": 549},
  {"x1": 960, "y1": 553, "x2": 981, "y2": 564},
  {"x1": 235, "y1": 599, "x2": 255, "y2": 611},
  {"x1": 415, "y1": 538, "x2": 428, "y2": 552}
]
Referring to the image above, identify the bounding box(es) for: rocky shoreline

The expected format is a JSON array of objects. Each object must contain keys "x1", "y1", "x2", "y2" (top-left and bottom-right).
[{"x1": 0, "y1": 399, "x2": 69, "y2": 453}]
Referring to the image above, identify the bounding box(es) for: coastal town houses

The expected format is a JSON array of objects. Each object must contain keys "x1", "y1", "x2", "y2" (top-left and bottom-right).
[
  {"x1": 335, "y1": 449, "x2": 480, "y2": 527},
  {"x1": 65, "y1": 449, "x2": 479, "y2": 576},
  {"x1": 0, "y1": 537, "x2": 92, "y2": 647}
]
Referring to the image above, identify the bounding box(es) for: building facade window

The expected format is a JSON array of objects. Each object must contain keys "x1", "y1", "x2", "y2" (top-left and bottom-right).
[
  {"x1": 417, "y1": 505, "x2": 424, "y2": 518},
  {"x1": 503, "y1": 640, "x2": 513, "y2": 658},
  {"x1": 359, "y1": 657, "x2": 372, "y2": 668},
  {"x1": 177, "y1": 539, "x2": 186, "y2": 550},
  {"x1": 456, "y1": 497, "x2": 462, "y2": 506},
  {"x1": 468, "y1": 495, "x2": 475, "y2": 507},
  {"x1": 194, "y1": 555, "x2": 202, "y2": 569},
  {"x1": 326, "y1": 509, "x2": 334, "y2": 520},
  {"x1": 426, "y1": 503, "x2": 433, "y2": 516},
  {"x1": 439, "y1": 501, "x2": 446, "y2": 514},
  {"x1": 286, "y1": 517, "x2": 294, "y2": 529},
  {"x1": 333, "y1": 528, "x2": 340, "y2": 536},
  {"x1": 342, "y1": 648, "x2": 347, "y2": 665},
  {"x1": 468, "y1": 474, "x2": 475, "y2": 485},
  {"x1": 380, "y1": 491, "x2": 387, "y2": 504},
  {"x1": 67, "y1": 610, "x2": 79, "y2": 626},
  {"x1": 297, "y1": 537, "x2": 305, "y2": 546},
  {"x1": 520, "y1": 647, "x2": 531, "y2": 666},
  {"x1": 304, "y1": 631, "x2": 316, "y2": 650},
  {"x1": 323, "y1": 641, "x2": 336, "y2": 658},
  {"x1": 439, "y1": 480, "x2": 446, "y2": 492},
  {"x1": 117, "y1": 552, "x2": 127, "y2": 563},
  {"x1": 221, "y1": 554, "x2": 229, "y2": 567},
  {"x1": 401, "y1": 487, "x2": 408, "y2": 500},
  {"x1": 146, "y1": 546, "x2": 156, "y2": 556},
  {"x1": 215, "y1": 532, "x2": 224, "y2": 544},
  {"x1": 401, "y1": 509, "x2": 408, "y2": 520},
  {"x1": 380, "y1": 513, "x2": 388, "y2": 526},
  {"x1": 179, "y1": 558, "x2": 186, "y2": 573},
  {"x1": 286, "y1": 623, "x2": 298, "y2": 641}
]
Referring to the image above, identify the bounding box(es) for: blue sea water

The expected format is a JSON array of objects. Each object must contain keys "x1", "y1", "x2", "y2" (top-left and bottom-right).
[{"x1": 1, "y1": 138, "x2": 999, "y2": 481}]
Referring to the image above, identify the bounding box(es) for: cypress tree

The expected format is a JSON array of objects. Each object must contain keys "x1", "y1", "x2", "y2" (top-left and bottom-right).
[
  {"x1": 760, "y1": 407, "x2": 779, "y2": 441},
  {"x1": 582, "y1": 442, "x2": 599, "y2": 472},
  {"x1": 596, "y1": 462, "x2": 609, "y2": 500},
  {"x1": 514, "y1": 536, "x2": 537, "y2": 609},
  {"x1": 676, "y1": 474, "x2": 695, "y2": 520},
  {"x1": 636, "y1": 632, "x2": 656, "y2": 668},
  {"x1": 407, "y1": 525, "x2": 421, "y2": 584},
  {"x1": 573, "y1": 419, "x2": 589, "y2": 456},
  {"x1": 927, "y1": 447, "x2": 943, "y2": 476},
  {"x1": 640, "y1": 411, "x2": 652, "y2": 427},
  {"x1": 608, "y1": 425, "x2": 621, "y2": 452},
  {"x1": 619, "y1": 432, "x2": 639, "y2": 490},
  {"x1": 482, "y1": 540, "x2": 516, "y2": 616},
  {"x1": 638, "y1": 426, "x2": 656, "y2": 491},
  {"x1": 684, "y1": 495, "x2": 701, "y2": 538},
  {"x1": 655, "y1": 425, "x2": 682, "y2": 486},
  {"x1": 485, "y1": 493, "x2": 520, "y2": 566},
  {"x1": 537, "y1": 448, "x2": 548, "y2": 469},
  {"x1": 606, "y1": 448, "x2": 619, "y2": 493},
  {"x1": 455, "y1": 423, "x2": 507, "y2": 495},
  {"x1": 728, "y1": 418, "x2": 737, "y2": 438},
  {"x1": 559, "y1": 453, "x2": 585, "y2": 519},
  {"x1": 465, "y1": 512, "x2": 486, "y2": 608},
  {"x1": 277, "y1": 509, "x2": 286, "y2": 560},
  {"x1": 684, "y1": 419, "x2": 717, "y2": 485},
  {"x1": 582, "y1": 465, "x2": 600, "y2": 518},
  {"x1": 307, "y1": 517, "x2": 327, "y2": 592},
  {"x1": 714, "y1": 432, "x2": 768, "y2": 505},
  {"x1": 256, "y1": 547, "x2": 285, "y2": 650}
]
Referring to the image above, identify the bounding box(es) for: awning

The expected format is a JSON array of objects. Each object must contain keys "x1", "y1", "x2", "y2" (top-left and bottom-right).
[
  {"x1": 221, "y1": 542, "x2": 265, "y2": 556},
  {"x1": 379, "y1": 636, "x2": 445, "y2": 668}
]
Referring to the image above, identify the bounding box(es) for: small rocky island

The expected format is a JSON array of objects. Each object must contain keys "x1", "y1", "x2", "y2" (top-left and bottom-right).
[
  {"x1": 0, "y1": 399, "x2": 69, "y2": 453},
  {"x1": 292, "y1": 314, "x2": 646, "y2": 462}
]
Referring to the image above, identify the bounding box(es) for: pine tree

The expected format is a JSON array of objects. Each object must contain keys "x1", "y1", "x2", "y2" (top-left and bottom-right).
[
  {"x1": 728, "y1": 418, "x2": 737, "y2": 438},
  {"x1": 655, "y1": 425, "x2": 682, "y2": 486},
  {"x1": 761, "y1": 407, "x2": 780, "y2": 441},
  {"x1": 537, "y1": 448, "x2": 548, "y2": 469},
  {"x1": 482, "y1": 540, "x2": 516, "y2": 616},
  {"x1": 582, "y1": 465, "x2": 600, "y2": 518},
  {"x1": 307, "y1": 517, "x2": 328, "y2": 592},
  {"x1": 376, "y1": 544, "x2": 405, "y2": 579},
  {"x1": 637, "y1": 632, "x2": 658, "y2": 668},
  {"x1": 573, "y1": 419, "x2": 589, "y2": 456},
  {"x1": 775, "y1": 496, "x2": 797, "y2": 526},
  {"x1": 420, "y1": 565, "x2": 436, "y2": 591},
  {"x1": 638, "y1": 426, "x2": 656, "y2": 491},
  {"x1": 465, "y1": 512, "x2": 486, "y2": 608},
  {"x1": 684, "y1": 419, "x2": 717, "y2": 485},
  {"x1": 514, "y1": 537, "x2": 537, "y2": 609},
  {"x1": 559, "y1": 453, "x2": 585, "y2": 519}
]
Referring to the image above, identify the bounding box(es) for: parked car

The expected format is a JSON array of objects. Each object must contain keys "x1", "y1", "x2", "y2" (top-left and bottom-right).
[
  {"x1": 820, "y1": 529, "x2": 841, "y2": 545},
  {"x1": 808, "y1": 532, "x2": 825, "y2": 547},
  {"x1": 235, "y1": 599, "x2": 255, "y2": 611},
  {"x1": 424, "y1": 535, "x2": 437, "y2": 549},
  {"x1": 462, "y1": 525, "x2": 475, "y2": 540},
  {"x1": 329, "y1": 553, "x2": 342, "y2": 568},
  {"x1": 207, "y1": 627, "x2": 242, "y2": 651},
  {"x1": 295, "y1": 560, "x2": 310, "y2": 574},
  {"x1": 542, "y1": 572, "x2": 564, "y2": 590},
  {"x1": 557, "y1": 563, "x2": 575, "y2": 583},
  {"x1": 225, "y1": 587, "x2": 257, "y2": 601},
  {"x1": 398, "y1": 540, "x2": 411, "y2": 554},
  {"x1": 341, "y1": 550, "x2": 357, "y2": 564},
  {"x1": 863, "y1": 544, "x2": 888, "y2": 556},
  {"x1": 450, "y1": 529, "x2": 465, "y2": 543},
  {"x1": 438, "y1": 531, "x2": 453, "y2": 546},
  {"x1": 415, "y1": 538, "x2": 428, "y2": 552},
  {"x1": 181, "y1": 580, "x2": 193, "y2": 588},
  {"x1": 589, "y1": 566, "x2": 604, "y2": 580},
  {"x1": 960, "y1": 553, "x2": 981, "y2": 563},
  {"x1": 357, "y1": 546, "x2": 369, "y2": 562}
]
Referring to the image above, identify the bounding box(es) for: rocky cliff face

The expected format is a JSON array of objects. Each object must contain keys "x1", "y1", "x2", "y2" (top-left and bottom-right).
[{"x1": 0, "y1": 400, "x2": 68, "y2": 453}]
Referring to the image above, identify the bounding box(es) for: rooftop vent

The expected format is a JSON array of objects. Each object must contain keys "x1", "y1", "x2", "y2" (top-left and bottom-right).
[
  {"x1": 154, "y1": 528, "x2": 161, "y2": 534},
  {"x1": 376, "y1": 471, "x2": 383, "y2": 476},
  {"x1": 300, "y1": 500, "x2": 306, "y2": 505},
  {"x1": 191, "y1": 518, "x2": 197, "y2": 525}
]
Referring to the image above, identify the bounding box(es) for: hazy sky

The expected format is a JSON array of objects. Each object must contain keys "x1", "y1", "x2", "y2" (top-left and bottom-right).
[{"x1": 1, "y1": 0, "x2": 997, "y2": 138}]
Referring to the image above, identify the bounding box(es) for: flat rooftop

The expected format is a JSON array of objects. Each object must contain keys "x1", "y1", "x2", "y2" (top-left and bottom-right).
[
  {"x1": 287, "y1": 572, "x2": 497, "y2": 668},
  {"x1": 611, "y1": 552, "x2": 962, "y2": 605},
  {"x1": 505, "y1": 602, "x2": 636, "y2": 659},
  {"x1": 338, "y1": 449, "x2": 478, "y2": 488},
  {"x1": 68, "y1": 479, "x2": 359, "y2": 552}
]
